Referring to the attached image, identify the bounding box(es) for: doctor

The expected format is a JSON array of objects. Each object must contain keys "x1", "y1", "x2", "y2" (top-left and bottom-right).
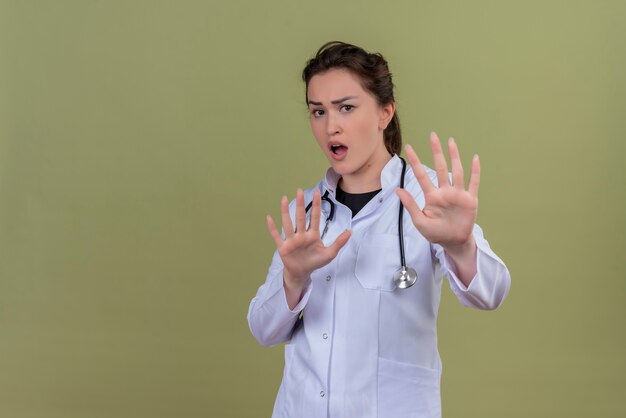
[{"x1": 248, "y1": 41, "x2": 510, "y2": 418}]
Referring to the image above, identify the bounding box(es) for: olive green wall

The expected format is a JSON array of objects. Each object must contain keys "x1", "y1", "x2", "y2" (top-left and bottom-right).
[{"x1": 1, "y1": 1, "x2": 624, "y2": 417}]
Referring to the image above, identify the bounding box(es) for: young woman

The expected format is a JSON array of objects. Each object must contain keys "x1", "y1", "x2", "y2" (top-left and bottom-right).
[{"x1": 247, "y1": 41, "x2": 510, "y2": 418}]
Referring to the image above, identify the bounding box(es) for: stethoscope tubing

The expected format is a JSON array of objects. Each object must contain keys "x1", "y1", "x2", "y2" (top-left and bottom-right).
[{"x1": 397, "y1": 157, "x2": 408, "y2": 269}]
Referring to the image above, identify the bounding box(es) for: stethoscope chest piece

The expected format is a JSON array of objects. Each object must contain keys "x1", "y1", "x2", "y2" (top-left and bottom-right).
[{"x1": 392, "y1": 266, "x2": 418, "y2": 289}]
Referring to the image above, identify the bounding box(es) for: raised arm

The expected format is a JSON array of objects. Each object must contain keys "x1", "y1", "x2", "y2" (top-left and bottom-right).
[
  {"x1": 248, "y1": 188, "x2": 351, "y2": 346},
  {"x1": 396, "y1": 132, "x2": 480, "y2": 286},
  {"x1": 266, "y1": 189, "x2": 351, "y2": 309}
]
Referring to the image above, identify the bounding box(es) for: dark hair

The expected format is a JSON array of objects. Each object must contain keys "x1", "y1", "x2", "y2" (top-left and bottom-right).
[{"x1": 302, "y1": 41, "x2": 401, "y2": 155}]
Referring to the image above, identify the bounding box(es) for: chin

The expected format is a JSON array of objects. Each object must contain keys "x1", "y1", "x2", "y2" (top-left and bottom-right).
[{"x1": 326, "y1": 159, "x2": 353, "y2": 175}]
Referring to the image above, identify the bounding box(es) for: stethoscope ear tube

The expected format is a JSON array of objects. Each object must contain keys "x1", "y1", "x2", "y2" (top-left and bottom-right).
[
  {"x1": 304, "y1": 190, "x2": 333, "y2": 219},
  {"x1": 305, "y1": 190, "x2": 333, "y2": 239}
]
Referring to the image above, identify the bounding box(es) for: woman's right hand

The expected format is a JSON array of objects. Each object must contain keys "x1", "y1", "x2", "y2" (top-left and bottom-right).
[{"x1": 266, "y1": 189, "x2": 351, "y2": 308}]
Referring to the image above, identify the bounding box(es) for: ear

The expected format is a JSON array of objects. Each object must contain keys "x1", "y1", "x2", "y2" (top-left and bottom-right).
[{"x1": 378, "y1": 101, "x2": 396, "y2": 131}]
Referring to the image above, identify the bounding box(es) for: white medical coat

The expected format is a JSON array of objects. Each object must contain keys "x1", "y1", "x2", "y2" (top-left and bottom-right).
[{"x1": 248, "y1": 155, "x2": 511, "y2": 418}]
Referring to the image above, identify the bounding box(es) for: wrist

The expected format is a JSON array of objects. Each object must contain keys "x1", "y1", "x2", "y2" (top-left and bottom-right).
[
  {"x1": 443, "y1": 236, "x2": 476, "y2": 259},
  {"x1": 443, "y1": 237, "x2": 478, "y2": 287},
  {"x1": 283, "y1": 268, "x2": 310, "y2": 287},
  {"x1": 283, "y1": 270, "x2": 310, "y2": 311}
]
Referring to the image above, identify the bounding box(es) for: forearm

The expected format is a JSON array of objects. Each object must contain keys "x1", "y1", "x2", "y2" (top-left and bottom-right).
[
  {"x1": 283, "y1": 270, "x2": 310, "y2": 310},
  {"x1": 443, "y1": 236, "x2": 477, "y2": 287},
  {"x1": 438, "y1": 224, "x2": 511, "y2": 310},
  {"x1": 248, "y1": 254, "x2": 312, "y2": 346}
]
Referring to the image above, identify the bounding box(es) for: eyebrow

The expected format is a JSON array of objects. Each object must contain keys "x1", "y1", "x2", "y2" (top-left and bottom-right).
[{"x1": 307, "y1": 96, "x2": 358, "y2": 106}]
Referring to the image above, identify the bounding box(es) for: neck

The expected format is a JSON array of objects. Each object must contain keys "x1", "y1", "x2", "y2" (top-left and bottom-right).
[{"x1": 339, "y1": 152, "x2": 392, "y2": 193}]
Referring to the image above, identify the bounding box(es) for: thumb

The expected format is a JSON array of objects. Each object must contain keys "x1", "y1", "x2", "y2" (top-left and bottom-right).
[
  {"x1": 396, "y1": 188, "x2": 427, "y2": 230},
  {"x1": 327, "y1": 229, "x2": 352, "y2": 256}
]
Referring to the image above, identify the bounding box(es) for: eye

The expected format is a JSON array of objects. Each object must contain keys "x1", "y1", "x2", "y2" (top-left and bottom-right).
[
  {"x1": 340, "y1": 104, "x2": 354, "y2": 112},
  {"x1": 311, "y1": 109, "x2": 325, "y2": 118}
]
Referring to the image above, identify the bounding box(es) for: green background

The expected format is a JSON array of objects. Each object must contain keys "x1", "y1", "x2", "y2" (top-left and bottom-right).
[{"x1": 1, "y1": 1, "x2": 624, "y2": 417}]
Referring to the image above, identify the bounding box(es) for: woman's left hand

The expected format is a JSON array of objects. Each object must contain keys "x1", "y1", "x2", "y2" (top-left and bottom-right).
[{"x1": 395, "y1": 132, "x2": 479, "y2": 256}]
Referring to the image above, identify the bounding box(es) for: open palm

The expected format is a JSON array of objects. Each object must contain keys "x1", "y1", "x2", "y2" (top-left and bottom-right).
[
  {"x1": 396, "y1": 132, "x2": 479, "y2": 250},
  {"x1": 266, "y1": 189, "x2": 351, "y2": 283}
]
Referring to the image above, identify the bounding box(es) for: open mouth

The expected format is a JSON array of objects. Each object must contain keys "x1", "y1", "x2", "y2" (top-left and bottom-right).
[{"x1": 330, "y1": 144, "x2": 348, "y2": 155}]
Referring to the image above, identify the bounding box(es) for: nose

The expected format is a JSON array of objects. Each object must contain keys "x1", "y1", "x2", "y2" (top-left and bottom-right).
[{"x1": 326, "y1": 112, "x2": 341, "y2": 136}]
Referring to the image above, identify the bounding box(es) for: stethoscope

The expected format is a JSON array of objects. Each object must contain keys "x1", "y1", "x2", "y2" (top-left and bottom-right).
[{"x1": 305, "y1": 157, "x2": 418, "y2": 289}]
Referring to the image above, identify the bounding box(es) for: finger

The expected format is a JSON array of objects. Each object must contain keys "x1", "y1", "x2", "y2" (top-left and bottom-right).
[
  {"x1": 405, "y1": 144, "x2": 435, "y2": 194},
  {"x1": 448, "y1": 138, "x2": 464, "y2": 190},
  {"x1": 327, "y1": 229, "x2": 352, "y2": 256},
  {"x1": 280, "y1": 195, "x2": 294, "y2": 238},
  {"x1": 430, "y1": 132, "x2": 450, "y2": 188},
  {"x1": 266, "y1": 215, "x2": 284, "y2": 247},
  {"x1": 309, "y1": 189, "x2": 321, "y2": 235},
  {"x1": 295, "y1": 189, "x2": 306, "y2": 233},
  {"x1": 396, "y1": 188, "x2": 427, "y2": 230},
  {"x1": 468, "y1": 154, "x2": 481, "y2": 197}
]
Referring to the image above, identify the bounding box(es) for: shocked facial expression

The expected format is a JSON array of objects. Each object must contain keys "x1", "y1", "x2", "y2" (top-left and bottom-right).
[{"x1": 307, "y1": 69, "x2": 395, "y2": 188}]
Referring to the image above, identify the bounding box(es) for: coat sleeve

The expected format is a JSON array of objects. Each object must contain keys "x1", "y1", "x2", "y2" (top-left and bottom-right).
[
  {"x1": 247, "y1": 250, "x2": 313, "y2": 346},
  {"x1": 432, "y1": 224, "x2": 511, "y2": 310}
]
